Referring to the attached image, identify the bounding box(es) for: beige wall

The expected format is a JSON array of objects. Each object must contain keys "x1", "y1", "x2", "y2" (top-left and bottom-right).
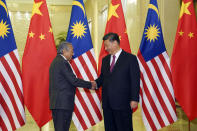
[
  {"x1": 5, "y1": 0, "x2": 196, "y2": 130},
  {"x1": 85, "y1": 0, "x2": 180, "y2": 61},
  {"x1": 7, "y1": 2, "x2": 72, "y2": 62},
  {"x1": 85, "y1": 0, "x2": 108, "y2": 63}
]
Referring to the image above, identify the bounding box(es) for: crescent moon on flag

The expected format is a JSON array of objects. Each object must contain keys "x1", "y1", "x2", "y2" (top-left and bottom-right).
[
  {"x1": 72, "y1": 1, "x2": 86, "y2": 17},
  {"x1": 148, "y1": 4, "x2": 159, "y2": 18},
  {"x1": 0, "y1": 0, "x2": 8, "y2": 16}
]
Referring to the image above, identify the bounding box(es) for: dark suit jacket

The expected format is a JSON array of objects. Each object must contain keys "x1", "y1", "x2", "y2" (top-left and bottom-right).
[
  {"x1": 96, "y1": 50, "x2": 140, "y2": 110},
  {"x1": 49, "y1": 55, "x2": 91, "y2": 111}
]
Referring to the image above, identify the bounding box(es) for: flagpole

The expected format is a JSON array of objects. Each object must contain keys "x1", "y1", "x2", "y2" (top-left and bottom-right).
[{"x1": 188, "y1": 120, "x2": 190, "y2": 131}]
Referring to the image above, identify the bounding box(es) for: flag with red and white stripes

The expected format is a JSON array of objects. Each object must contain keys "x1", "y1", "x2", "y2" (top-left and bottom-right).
[
  {"x1": 137, "y1": 0, "x2": 177, "y2": 130},
  {"x1": 66, "y1": 0, "x2": 102, "y2": 130},
  {"x1": 0, "y1": 0, "x2": 25, "y2": 130}
]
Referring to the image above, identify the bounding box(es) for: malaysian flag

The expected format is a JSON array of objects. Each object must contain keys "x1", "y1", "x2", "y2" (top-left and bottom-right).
[
  {"x1": 137, "y1": 0, "x2": 177, "y2": 130},
  {"x1": 0, "y1": 0, "x2": 25, "y2": 130},
  {"x1": 66, "y1": 0, "x2": 102, "y2": 130}
]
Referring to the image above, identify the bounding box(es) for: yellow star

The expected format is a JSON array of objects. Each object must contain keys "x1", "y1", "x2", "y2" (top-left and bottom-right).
[
  {"x1": 39, "y1": 33, "x2": 45, "y2": 40},
  {"x1": 49, "y1": 27, "x2": 53, "y2": 33},
  {"x1": 32, "y1": 1, "x2": 43, "y2": 17},
  {"x1": 179, "y1": 1, "x2": 191, "y2": 18},
  {"x1": 107, "y1": 3, "x2": 119, "y2": 21},
  {"x1": 188, "y1": 32, "x2": 194, "y2": 38},
  {"x1": 178, "y1": 30, "x2": 184, "y2": 36},
  {"x1": 119, "y1": 36, "x2": 121, "y2": 40},
  {"x1": 29, "y1": 31, "x2": 35, "y2": 38}
]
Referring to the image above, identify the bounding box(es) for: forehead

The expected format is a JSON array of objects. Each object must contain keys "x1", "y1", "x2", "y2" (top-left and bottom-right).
[
  {"x1": 67, "y1": 44, "x2": 73, "y2": 49},
  {"x1": 104, "y1": 39, "x2": 111, "y2": 45}
]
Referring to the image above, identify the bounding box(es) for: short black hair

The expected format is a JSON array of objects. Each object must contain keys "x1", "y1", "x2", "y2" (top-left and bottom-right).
[{"x1": 103, "y1": 32, "x2": 120, "y2": 44}]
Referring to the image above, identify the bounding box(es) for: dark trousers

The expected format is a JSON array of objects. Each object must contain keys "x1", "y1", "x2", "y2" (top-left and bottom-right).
[
  {"x1": 52, "y1": 109, "x2": 73, "y2": 131},
  {"x1": 103, "y1": 107, "x2": 133, "y2": 131}
]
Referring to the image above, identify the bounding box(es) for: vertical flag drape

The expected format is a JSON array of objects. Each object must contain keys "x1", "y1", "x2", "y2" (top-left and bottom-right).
[
  {"x1": 0, "y1": 0, "x2": 25, "y2": 130},
  {"x1": 171, "y1": 0, "x2": 197, "y2": 121},
  {"x1": 22, "y1": 0, "x2": 57, "y2": 127},
  {"x1": 137, "y1": 0, "x2": 177, "y2": 130},
  {"x1": 66, "y1": 0, "x2": 102, "y2": 130},
  {"x1": 98, "y1": 0, "x2": 131, "y2": 75}
]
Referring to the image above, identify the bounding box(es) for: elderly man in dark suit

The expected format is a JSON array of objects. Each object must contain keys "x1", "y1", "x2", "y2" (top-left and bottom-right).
[
  {"x1": 49, "y1": 41, "x2": 95, "y2": 131},
  {"x1": 95, "y1": 33, "x2": 140, "y2": 131}
]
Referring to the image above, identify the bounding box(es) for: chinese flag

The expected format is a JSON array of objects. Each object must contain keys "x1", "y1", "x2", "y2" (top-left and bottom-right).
[
  {"x1": 22, "y1": 0, "x2": 56, "y2": 127},
  {"x1": 171, "y1": 0, "x2": 197, "y2": 120},
  {"x1": 98, "y1": 0, "x2": 131, "y2": 74}
]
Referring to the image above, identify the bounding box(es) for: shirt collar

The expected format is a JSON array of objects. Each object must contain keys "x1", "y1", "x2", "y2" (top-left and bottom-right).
[
  {"x1": 112, "y1": 49, "x2": 122, "y2": 59},
  {"x1": 60, "y1": 54, "x2": 67, "y2": 61}
]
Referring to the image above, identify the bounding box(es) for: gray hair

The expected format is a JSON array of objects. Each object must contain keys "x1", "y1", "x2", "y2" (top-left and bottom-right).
[{"x1": 57, "y1": 41, "x2": 72, "y2": 54}]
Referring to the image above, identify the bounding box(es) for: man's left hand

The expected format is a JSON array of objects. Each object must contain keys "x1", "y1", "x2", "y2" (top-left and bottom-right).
[{"x1": 130, "y1": 101, "x2": 138, "y2": 109}]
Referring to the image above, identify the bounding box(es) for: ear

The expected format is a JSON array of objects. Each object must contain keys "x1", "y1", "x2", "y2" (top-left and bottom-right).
[{"x1": 62, "y1": 49, "x2": 67, "y2": 54}]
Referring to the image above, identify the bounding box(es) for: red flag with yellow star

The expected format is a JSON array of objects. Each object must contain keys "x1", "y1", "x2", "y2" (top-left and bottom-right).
[
  {"x1": 22, "y1": 0, "x2": 56, "y2": 127},
  {"x1": 171, "y1": 0, "x2": 197, "y2": 120},
  {"x1": 98, "y1": 0, "x2": 131, "y2": 74}
]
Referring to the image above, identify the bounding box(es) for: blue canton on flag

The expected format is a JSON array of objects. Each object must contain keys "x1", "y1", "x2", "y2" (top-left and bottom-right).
[
  {"x1": 66, "y1": 0, "x2": 93, "y2": 58},
  {"x1": 0, "y1": 0, "x2": 16, "y2": 57},
  {"x1": 139, "y1": 0, "x2": 166, "y2": 62},
  {"x1": 0, "y1": 0, "x2": 25, "y2": 130},
  {"x1": 66, "y1": 0, "x2": 102, "y2": 130},
  {"x1": 137, "y1": 0, "x2": 177, "y2": 130}
]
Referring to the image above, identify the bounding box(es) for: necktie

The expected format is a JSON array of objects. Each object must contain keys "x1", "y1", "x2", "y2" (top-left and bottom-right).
[{"x1": 110, "y1": 55, "x2": 116, "y2": 72}]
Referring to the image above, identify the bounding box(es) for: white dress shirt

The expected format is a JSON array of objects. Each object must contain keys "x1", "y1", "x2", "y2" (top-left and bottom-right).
[
  {"x1": 60, "y1": 54, "x2": 67, "y2": 61},
  {"x1": 110, "y1": 49, "x2": 122, "y2": 65}
]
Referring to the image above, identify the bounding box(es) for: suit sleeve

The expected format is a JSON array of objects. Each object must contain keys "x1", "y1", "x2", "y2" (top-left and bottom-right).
[
  {"x1": 95, "y1": 59, "x2": 104, "y2": 88},
  {"x1": 60, "y1": 61, "x2": 91, "y2": 89},
  {"x1": 130, "y1": 56, "x2": 140, "y2": 102}
]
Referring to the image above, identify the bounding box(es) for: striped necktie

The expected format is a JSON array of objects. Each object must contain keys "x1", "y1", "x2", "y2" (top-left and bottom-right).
[{"x1": 110, "y1": 55, "x2": 116, "y2": 72}]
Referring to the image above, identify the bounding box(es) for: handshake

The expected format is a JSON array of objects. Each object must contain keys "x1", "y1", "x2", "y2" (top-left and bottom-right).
[{"x1": 90, "y1": 81, "x2": 97, "y2": 90}]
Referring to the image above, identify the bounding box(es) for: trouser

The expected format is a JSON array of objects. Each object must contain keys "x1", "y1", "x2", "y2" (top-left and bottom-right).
[
  {"x1": 52, "y1": 109, "x2": 73, "y2": 131},
  {"x1": 103, "y1": 107, "x2": 133, "y2": 131}
]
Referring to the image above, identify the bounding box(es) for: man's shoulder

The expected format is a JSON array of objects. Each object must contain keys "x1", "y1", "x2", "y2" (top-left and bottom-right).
[
  {"x1": 122, "y1": 50, "x2": 136, "y2": 59},
  {"x1": 103, "y1": 54, "x2": 111, "y2": 61},
  {"x1": 52, "y1": 55, "x2": 67, "y2": 65}
]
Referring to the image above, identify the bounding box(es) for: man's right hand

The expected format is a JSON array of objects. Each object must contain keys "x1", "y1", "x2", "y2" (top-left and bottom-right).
[{"x1": 91, "y1": 81, "x2": 97, "y2": 89}]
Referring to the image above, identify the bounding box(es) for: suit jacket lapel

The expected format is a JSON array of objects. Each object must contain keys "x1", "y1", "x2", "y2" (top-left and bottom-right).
[
  {"x1": 58, "y1": 54, "x2": 73, "y2": 71},
  {"x1": 106, "y1": 55, "x2": 111, "y2": 74}
]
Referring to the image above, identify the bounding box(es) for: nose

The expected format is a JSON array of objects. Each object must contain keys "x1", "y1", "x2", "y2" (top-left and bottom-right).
[{"x1": 105, "y1": 46, "x2": 107, "y2": 51}]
